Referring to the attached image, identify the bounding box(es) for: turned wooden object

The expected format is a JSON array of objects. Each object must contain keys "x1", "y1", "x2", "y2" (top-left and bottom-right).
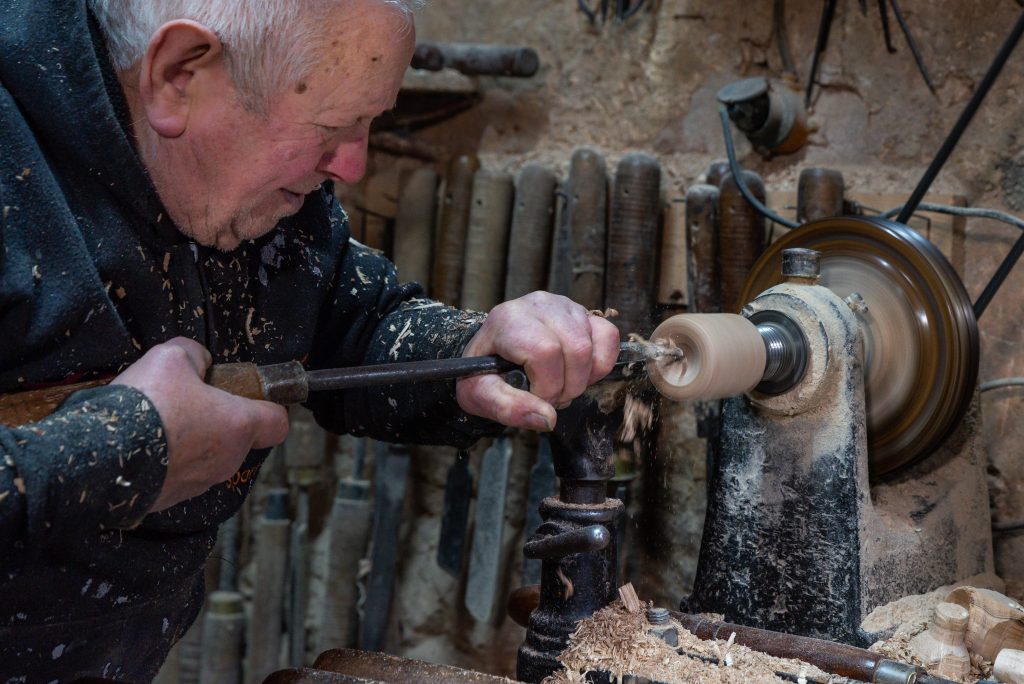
[
  {"x1": 946, "y1": 586, "x2": 1024, "y2": 662},
  {"x1": 909, "y1": 602, "x2": 970, "y2": 681}
]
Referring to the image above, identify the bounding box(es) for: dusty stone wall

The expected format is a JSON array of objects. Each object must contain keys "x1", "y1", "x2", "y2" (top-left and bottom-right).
[{"x1": 352, "y1": 0, "x2": 1024, "y2": 676}]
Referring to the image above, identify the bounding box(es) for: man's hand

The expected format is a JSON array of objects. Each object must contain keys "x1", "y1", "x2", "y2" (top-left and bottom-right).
[
  {"x1": 456, "y1": 292, "x2": 620, "y2": 431},
  {"x1": 111, "y1": 338, "x2": 289, "y2": 512}
]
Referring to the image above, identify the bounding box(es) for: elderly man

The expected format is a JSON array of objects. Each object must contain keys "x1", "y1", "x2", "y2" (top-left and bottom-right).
[{"x1": 0, "y1": 0, "x2": 618, "y2": 679}]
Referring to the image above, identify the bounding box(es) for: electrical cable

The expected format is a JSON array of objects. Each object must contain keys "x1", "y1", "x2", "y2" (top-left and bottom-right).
[
  {"x1": 882, "y1": 202, "x2": 1024, "y2": 232},
  {"x1": 884, "y1": 201, "x2": 1024, "y2": 319},
  {"x1": 718, "y1": 105, "x2": 799, "y2": 233},
  {"x1": 980, "y1": 377, "x2": 1024, "y2": 392}
]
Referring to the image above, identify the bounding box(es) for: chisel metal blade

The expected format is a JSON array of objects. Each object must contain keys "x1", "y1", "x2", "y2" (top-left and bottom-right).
[
  {"x1": 437, "y1": 449, "x2": 474, "y2": 576},
  {"x1": 464, "y1": 435, "x2": 513, "y2": 622},
  {"x1": 358, "y1": 442, "x2": 411, "y2": 652},
  {"x1": 521, "y1": 435, "x2": 555, "y2": 587}
]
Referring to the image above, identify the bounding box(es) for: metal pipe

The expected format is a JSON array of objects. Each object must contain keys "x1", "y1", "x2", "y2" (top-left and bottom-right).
[{"x1": 896, "y1": 11, "x2": 1024, "y2": 225}]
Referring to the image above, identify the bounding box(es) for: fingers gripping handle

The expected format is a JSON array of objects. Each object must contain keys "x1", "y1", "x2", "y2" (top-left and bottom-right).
[{"x1": 0, "y1": 360, "x2": 307, "y2": 428}]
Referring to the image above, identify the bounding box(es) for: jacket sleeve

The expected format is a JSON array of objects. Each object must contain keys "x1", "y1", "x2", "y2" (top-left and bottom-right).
[
  {"x1": 304, "y1": 201, "x2": 502, "y2": 447},
  {"x1": 0, "y1": 384, "x2": 168, "y2": 554}
]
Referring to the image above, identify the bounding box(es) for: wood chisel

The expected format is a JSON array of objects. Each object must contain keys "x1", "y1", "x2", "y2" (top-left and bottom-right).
[
  {"x1": 359, "y1": 441, "x2": 410, "y2": 652},
  {"x1": 463, "y1": 434, "x2": 513, "y2": 623},
  {"x1": 436, "y1": 449, "x2": 473, "y2": 577},
  {"x1": 0, "y1": 342, "x2": 682, "y2": 427}
]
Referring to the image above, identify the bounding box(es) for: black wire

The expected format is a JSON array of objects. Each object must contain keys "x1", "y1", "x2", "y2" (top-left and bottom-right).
[
  {"x1": 718, "y1": 105, "x2": 799, "y2": 232},
  {"x1": 897, "y1": 10, "x2": 1024, "y2": 224},
  {"x1": 888, "y1": 0, "x2": 936, "y2": 94},
  {"x1": 878, "y1": 0, "x2": 896, "y2": 53},
  {"x1": 619, "y1": 0, "x2": 647, "y2": 20},
  {"x1": 805, "y1": 0, "x2": 838, "y2": 108},
  {"x1": 577, "y1": 0, "x2": 598, "y2": 23},
  {"x1": 773, "y1": 0, "x2": 797, "y2": 74}
]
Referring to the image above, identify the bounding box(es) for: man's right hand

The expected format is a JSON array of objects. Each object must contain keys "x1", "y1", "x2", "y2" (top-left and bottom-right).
[{"x1": 111, "y1": 337, "x2": 289, "y2": 512}]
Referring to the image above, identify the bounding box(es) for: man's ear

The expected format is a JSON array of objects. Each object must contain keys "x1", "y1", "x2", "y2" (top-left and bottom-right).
[{"x1": 138, "y1": 20, "x2": 224, "y2": 139}]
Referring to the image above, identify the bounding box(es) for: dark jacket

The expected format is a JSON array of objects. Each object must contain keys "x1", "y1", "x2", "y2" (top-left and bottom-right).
[{"x1": 0, "y1": 1, "x2": 493, "y2": 680}]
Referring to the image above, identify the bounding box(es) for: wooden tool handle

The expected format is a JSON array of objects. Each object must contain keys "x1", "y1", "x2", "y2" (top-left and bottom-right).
[
  {"x1": 0, "y1": 377, "x2": 113, "y2": 427},
  {"x1": 606, "y1": 152, "x2": 662, "y2": 337},
  {"x1": 0, "y1": 362, "x2": 266, "y2": 427}
]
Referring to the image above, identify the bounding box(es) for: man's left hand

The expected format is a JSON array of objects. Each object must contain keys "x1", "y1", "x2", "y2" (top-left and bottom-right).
[{"x1": 456, "y1": 292, "x2": 620, "y2": 431}]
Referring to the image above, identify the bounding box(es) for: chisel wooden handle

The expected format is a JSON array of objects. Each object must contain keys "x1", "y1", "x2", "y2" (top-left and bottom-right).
[
  {"x1": 0, "y1": 362, "x2": 301, "y2": 427},
  {"x1": 606, "y1": 152, "x2": 662, "y2": 337},
  {"x1": 566, "y1": 148, "x2": 608, "y2": 311},
  {"x1": 797, "y1": 167, "x2": 845, "y2": 223},
  {"x1": 686, "y1": 184, "x2": 721, "y2": 314},
  {"x1": 432, "y1": 154, "x2": 479, "y2": 306},
  {"x1": 462, "y1": 168, "x2": 514, "y2": 312},
  {"x1": 505, "y1": 164, "x2": 557, "y2": 300},
  {"x1": 719, "y1": 170, "x2": 766, "y2": 313}
]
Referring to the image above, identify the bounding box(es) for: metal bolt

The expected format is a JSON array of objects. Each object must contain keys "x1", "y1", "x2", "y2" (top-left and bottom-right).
[
  {"x1": 782, "y1": 248, "x2": 821, "y2": 280},
  {"x1": 646, "y1": 607, "x2": 679, "y2": 648},
  {"x1": 646, "y1": 607, "x2": 669, "y2": 625},
  {"x1": 845, "y1": 291, "x2": 868, "y2": 314}
]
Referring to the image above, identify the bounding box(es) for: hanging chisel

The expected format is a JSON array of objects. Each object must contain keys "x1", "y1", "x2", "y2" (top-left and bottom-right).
[
  {"x1": 1, "y1": 342, "x2": 681, "y2": 427},
  {"x1": 436, "y1": 449, "x2": 474, "y2": 576},
  {"x1": 359, "y1": 441, "x2": 411, "y2": 652},
  {"x1": 520, "y1": 434, "x2": 555, "y2": 587},
  {"x1": 464, "y1": 434, "x2": 514, "y2": 623}
]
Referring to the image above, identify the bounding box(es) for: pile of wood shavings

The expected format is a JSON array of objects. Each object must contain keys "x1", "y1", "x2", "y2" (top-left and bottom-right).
[{"x1": 543, "y1": 602, "x2": 835, "y2": 684}]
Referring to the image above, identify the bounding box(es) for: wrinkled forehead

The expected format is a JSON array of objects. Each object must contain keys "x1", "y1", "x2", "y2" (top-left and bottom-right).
[{"x1": 302, "y1": 2, "x2": 413, "y2": 81}]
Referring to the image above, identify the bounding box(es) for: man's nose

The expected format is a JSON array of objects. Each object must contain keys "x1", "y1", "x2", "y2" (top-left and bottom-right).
[{"x1": 316, "y1": 136, "x2": 369, "y2": 184}]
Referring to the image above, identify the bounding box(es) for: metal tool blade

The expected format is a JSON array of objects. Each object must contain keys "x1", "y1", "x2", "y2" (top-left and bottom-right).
[
  {"x1": 521, "y1": 436, "x2": 555, "y2": 586},
  {"x1": 359, "y1": 442, "x2": 411, "y2": 651},
  {"x1": 437, "y1": 449, "x2": 474, "y2": 576},
  {"x1": 464, "y1": 435, "x2": 513, "y2": 622}
]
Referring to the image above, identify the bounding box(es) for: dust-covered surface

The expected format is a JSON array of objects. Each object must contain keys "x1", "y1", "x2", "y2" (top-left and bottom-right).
[{"x1": 542, "y1": 602, "x2": 835, "y2": 684}]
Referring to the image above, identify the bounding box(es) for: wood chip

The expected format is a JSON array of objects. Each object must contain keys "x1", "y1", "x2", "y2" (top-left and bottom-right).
[{"x1": 619, "y1": 583, "x2": 643, "y2": 614}]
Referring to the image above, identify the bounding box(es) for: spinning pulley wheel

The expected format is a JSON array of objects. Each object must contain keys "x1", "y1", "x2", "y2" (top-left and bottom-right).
[
  {"x1": 647, "y1": 216, "x2": 978, "y2": 477},
  {"x1": 738, "y1": 216, "x2": 979, "y2": 477}
]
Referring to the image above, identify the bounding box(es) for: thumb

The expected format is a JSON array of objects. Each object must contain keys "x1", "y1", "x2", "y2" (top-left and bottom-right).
[
  {"x1": 245, "y1": 400, "x2": 290, "y2": 449},
  {"x1": 457, "y1": 374, "x2": 558, "y2": 432}
]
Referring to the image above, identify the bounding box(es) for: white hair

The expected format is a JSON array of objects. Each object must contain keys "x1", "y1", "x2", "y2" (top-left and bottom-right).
[{"x1": 88, "y1": 0, "x2": 423, "y2": 112}]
